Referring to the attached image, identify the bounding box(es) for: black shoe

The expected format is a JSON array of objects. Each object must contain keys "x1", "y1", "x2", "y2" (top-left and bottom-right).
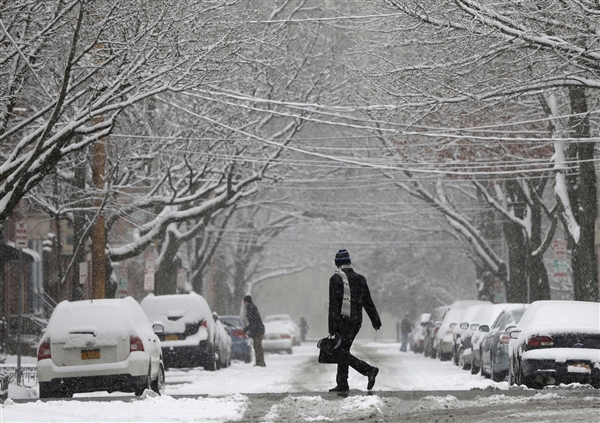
[
  {"x1": 367, "y1": 367, "x2": 379, "y2": 390},
  {"x1": 329, "y1": 385, "x2": 349, "y2": 392}
]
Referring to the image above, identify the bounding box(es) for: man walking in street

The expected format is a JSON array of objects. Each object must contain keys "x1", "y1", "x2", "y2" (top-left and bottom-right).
[
  {"x1": 328, "y1": 249, "x2": 381, "y2": 392},
  {"x1": 243, "y1": 295, "x2": 266, "y2": 367},
  {"x1": 400, "y1": 314, "x2": 412, "y2": 352}
]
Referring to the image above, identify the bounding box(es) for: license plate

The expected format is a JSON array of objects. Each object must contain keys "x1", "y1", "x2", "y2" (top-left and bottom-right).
[
  {"x1": 166, "y1": 335, "x2": 179, "y2": 341},
  {"x1": 81, "y1": 349, "x2": 100, "y2": 360},
  {"x1": 568, "y1": 362, "x2": 591, "y2": 373}
]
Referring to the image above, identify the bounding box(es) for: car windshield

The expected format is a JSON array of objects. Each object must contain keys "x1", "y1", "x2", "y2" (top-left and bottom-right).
[
  {"x1": 220, "y1": 317, "x2": 242, "y2": 327},
  {"x1": 506, "y1": 308, "x2": 526, "y2": 326}
]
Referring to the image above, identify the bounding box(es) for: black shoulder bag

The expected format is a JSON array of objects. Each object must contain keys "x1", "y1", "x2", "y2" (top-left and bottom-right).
[{"x1": 317, "y1": 335, "x2": 342, "y2": 364}]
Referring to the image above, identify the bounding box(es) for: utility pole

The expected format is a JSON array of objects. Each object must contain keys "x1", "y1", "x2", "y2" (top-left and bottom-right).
[{"x1": 91, "y1": 116, "x2": 106, "y2": 299}]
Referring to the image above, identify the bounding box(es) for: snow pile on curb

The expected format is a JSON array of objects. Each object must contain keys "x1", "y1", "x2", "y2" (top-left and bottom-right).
[{"x1": 263, "y1": 395, "x2": 383, "y2": 422}]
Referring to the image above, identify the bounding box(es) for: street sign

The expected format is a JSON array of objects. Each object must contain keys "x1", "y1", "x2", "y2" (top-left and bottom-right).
[
  {"x1": 553, "y1": 239, "x2": 567, "y2": 261},
  {"x1": 15, "y1": 221, "x2": 27, "y2": 249},
  {"x1": 79, "y1": 262, "x2": 88, "y2": 285},
  {"x1": 117, "y1": 267, "x2": 128, "y2": 298},
  {"x1": 554, "y1": 260, "x2": 568, "y2": 278},
  {"x1": 177, "y1": 268, "x2": 186, "y2": 290},
  {"x1": 144, "y1": 253, "x2": 155, "y2": 291}
]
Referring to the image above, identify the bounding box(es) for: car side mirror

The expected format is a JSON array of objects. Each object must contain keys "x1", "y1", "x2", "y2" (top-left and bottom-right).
[
  {"x1": 434, "y1": 321, "x2": 442, "y2": 328},
  {"x1": 509, "y1": 329, "x2": 521, "y2": 339},
  {"x1": 478, "y1": 325, "x2": 489, "y2": 332},
  {"x1": 505, "y1": 325, "x2": 516, "y2": 333},
  {"x1": 460, "y1": 322, "x2": 469, "y2": 330},
  {"x1": 470, "y1": 323, "x2": 480, "y2": 331},
  {"x1": 152, "y1": 322, "x2": 164, "y2": 334}
]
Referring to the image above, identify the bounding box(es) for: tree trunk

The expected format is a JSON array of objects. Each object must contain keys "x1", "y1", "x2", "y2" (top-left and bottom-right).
[
  {"x1": 526, "y1": 189, "x2": 550, "y2": 301},
  {"x1": 568, "y1": 87, "x2": 599, "y2": 301},
  {"x1": 71, "y1": 156, "x2": 87, "y2": 301},
  {"x1": 504, "y1": 219, "x2": 528, "y2": 303},
  {"x1": 154, "y1": 235, "x2": 179, "y2": 296}
]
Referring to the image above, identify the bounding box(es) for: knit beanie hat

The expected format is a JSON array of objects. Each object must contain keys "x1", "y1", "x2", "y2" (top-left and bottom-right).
[{"x1": 334, "y1": 249, "x2": 351, "y2": 267}]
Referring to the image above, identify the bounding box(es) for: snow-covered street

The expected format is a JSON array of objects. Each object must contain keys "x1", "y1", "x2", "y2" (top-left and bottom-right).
[{"x1": 2, "y1": 340, "x2": 599, "y2": 422}]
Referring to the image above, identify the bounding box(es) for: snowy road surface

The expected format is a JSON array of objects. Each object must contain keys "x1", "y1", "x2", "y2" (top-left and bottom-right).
[{"x1": 2, "y1": 340, "x2": 599, "y2": 422}]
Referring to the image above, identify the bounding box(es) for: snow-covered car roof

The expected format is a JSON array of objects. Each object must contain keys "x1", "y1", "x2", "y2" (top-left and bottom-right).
[
  {"x1": 516, "y1": 300, "x2": 600, "y2": 334},
  {"x1": 472, "y1": 303, "x2": 527, "y2": 326},
  {"x1": 45, "y1": 297, "x2": 153, "y2": 341},
  {"x1": 140, "y1": 292, "x2": 213, "y2": 333}
]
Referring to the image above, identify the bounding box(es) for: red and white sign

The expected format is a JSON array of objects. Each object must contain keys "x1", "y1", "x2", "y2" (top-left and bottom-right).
[
  {"x1": 553, "y1": 239, "x2": 567, "y2": 261},
  {"x1": 15, "y1": 221, "x2": 28, "y2": 249},
  {"x1": 144, "y1": 253, "x2": 155, "y2": 291},
  {"x1": 79, "y1": 262, "x2": 89, "y2": 285}
]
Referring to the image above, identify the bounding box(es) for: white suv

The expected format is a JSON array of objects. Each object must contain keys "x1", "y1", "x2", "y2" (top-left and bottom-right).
[{"x1": 37, "y1": 297, "x2": 165, "y2": 398}]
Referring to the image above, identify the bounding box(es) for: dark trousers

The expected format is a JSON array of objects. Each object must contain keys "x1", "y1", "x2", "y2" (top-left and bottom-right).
[
  {"x1": 336, "y1": 325, "x2": 373, "y2": 387},
  {"x1": 252, "y1": 335, "x2": 265, "y2": 366},
  {"x1": 400, "y1": 332, "x2": 409, "y2": 351}
]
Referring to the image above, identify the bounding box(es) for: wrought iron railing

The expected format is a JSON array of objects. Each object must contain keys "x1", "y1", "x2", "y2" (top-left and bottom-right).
[{"x1": 0, "y1": 365, "x2": 37, "y2": 399}]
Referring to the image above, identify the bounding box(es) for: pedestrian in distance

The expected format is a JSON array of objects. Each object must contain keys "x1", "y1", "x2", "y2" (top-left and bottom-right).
[
  {"x1": 328, "y1": 249, "x2": 382, "y2": 393},
  {"x1": 243, "y1": 295, "x2": 266, "y2": 367},
  {"x1": 300, "y1": 317, "x2": 309, "y2": 343},
  {"x1": 400, "y1": 314, "x2": 412, "y2": 352}
]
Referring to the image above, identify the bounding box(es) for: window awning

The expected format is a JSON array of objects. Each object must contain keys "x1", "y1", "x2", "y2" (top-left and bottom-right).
[{"x1": 0, "y1": 241, "x2": 41, "y2": 263}]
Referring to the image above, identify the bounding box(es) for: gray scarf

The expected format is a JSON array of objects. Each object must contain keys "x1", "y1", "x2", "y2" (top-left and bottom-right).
[{"x1": 336, "y1": 267, "x2": 351, "y2": 318}]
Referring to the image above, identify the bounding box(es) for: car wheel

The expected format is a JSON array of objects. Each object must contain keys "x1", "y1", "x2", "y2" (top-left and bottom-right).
[
  {"x1": 204, "y1": 347, "x2": 218, "y2": 371},
  {"x1": 481, "y1": 354, "x2": 490, "y2": 378},
  {"x1": 151, "y1": 363, "x2": 166, "y2": 395},
  {"x1": 135, "y1": 367, "x2": 151, "y2": 396},
  {"x1": 508, "y1": 357, "x2": 516, "y2": 386},
  {"x1": 287, "y1": 348, "x2": 293, "y2": 354},
  {"x1": 470, "y1": 356, "x2": 479, "y2": 375}
]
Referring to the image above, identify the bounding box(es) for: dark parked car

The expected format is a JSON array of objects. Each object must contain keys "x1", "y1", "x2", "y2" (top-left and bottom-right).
[
  {"x1": 479, "y1": 305, "x2": 528, "y2": 381},
  {"x1": 218, "y1": 315, "x2": 252, "y2": 363},
  {"x1": 423, "y1": 305, "x2": 449, "y2": 358},
  {"x1": 508, "y1": 300, "x2": 600, "y2": 389}
]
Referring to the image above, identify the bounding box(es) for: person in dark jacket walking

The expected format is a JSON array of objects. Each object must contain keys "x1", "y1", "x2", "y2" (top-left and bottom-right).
[
  {"x1": 328, "y1": 249, "x2": 381, "y2": 392},
  {"x1": 400, "y1": 314, "x2": 412, "y2": 352},
  {"x1": 243, "y1": 295, "x2": 266, "y2": 367}
]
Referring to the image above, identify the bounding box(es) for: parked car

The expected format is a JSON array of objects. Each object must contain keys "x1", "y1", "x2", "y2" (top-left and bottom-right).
[
  {"x1": 450, "y1": 303, "x2": 489, "y2": 366},
  {"x1": 212, "y1": 312, "x2": 232, "y2": 368},
  {"x1": 263, "y1": 314, "x2": 301, "y2": 346},
  {"x1": 218, "y1": 315, "x2": 252, "y2": 363},
  {"x1": 423, "y1": 305, "x2": 450, "y2": 358},
  {"x1": 37, "y1": 297, "x2": 165, "y2": 398},
  {"x1": 140, "y1": 292, "x2": 230, "y2": 371},
  {"x1": 479, "y1": 305, "x2": 529, "y2": 381},
  {"x1": 262, "y1": 320, "x2": 294, "y2": 354},
  {"x1": 410, "y1": 313, "x2": 431, "y2": 354},
  {"x1": 460, "y1": 303, "x2": 526, "y2": 373},
  {"x1": 434, "y1": 300, "x2": 490, "y2": 361},
  {"x1": 508, "y1": 300, "x2": 600, "y2": 389}
]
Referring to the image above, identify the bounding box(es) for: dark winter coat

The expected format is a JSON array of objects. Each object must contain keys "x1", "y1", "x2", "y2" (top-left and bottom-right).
[
  {"x1": 328, "y1": 267, "x2": 381, "y2": 335},
  {"x1": 244, "y1": 302, "x2": 265, "y2": 338},
  {"x1": 401, "y1": 317, "x2": 412, "y2": 334}
]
